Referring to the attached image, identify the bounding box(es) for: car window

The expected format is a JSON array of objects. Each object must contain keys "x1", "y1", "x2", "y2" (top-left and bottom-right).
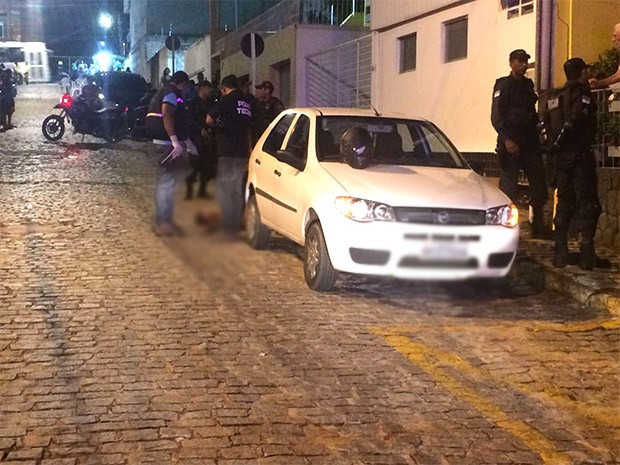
[
  {"x1": 262, "y1": 113, "x2": 296, "y2": 155},
  {"x1": 317, "y1": 116, "x2": 468, "y2": 168},
  {"x1": 283, "y1": 115, "x2": 309, "y2": 168}
]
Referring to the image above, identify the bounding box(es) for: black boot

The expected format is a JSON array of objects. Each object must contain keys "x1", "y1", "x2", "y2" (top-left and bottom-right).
[
  {"x1": 531, "y1": 206, "x2": 552, "y2": 239},
  {"x1": 579, "y1": 240, "x2": 597, "y2": 271},
  {"x1": 553, "y1": 233, "x2": 569, "y2": 268}
]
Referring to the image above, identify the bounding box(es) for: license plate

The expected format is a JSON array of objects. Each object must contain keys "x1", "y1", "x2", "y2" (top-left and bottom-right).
[{"x1": 421, "y1": 244, "x2": 468, "y2": 260}]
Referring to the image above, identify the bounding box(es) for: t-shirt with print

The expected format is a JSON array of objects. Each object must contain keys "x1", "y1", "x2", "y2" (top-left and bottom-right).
[{"x1": 208, "y1": 89, "x2": 252, "y2": 158}]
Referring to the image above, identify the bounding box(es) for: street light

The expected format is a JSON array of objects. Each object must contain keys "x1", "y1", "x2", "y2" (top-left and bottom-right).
[{"x1": 99, "y1": 12, "x2": 113, "y2": 30}]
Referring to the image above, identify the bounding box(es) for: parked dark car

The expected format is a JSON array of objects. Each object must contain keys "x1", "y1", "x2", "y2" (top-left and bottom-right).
[
  {"x1": 95, "y1": 71, "x2": 148, "y2": 109},
  {"x1": 94, "y1": 71, "x2": 152, "y2": 140}
]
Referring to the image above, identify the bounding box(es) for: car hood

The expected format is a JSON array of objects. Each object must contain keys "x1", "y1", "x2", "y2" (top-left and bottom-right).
[{"x1": 321, "y1": 163, "x2": 510, "y2": 209}]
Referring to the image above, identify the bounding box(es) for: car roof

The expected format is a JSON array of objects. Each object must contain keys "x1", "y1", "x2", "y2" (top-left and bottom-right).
[{"x1": 287, "y1": 107, "x2": 427, "y2": 121}]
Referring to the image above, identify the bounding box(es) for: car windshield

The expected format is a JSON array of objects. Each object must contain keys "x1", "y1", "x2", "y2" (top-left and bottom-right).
[{"x1": 316, "y1": 116, "x2": 468, "y2": 169}]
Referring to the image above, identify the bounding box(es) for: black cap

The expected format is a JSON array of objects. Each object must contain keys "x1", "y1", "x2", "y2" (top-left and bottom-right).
[
  {"x1": 170, "y1": 71, "x2": 189, "y2": 84},
  {"x1": 255, "y1": 80, "x2": 274, "y2": 92},
  {"x1": 564, "y1": 57, "x2": 587, "y2": 72},
  {"x1": 509, "y1": 49, "x2": 531, "y2": 61}
]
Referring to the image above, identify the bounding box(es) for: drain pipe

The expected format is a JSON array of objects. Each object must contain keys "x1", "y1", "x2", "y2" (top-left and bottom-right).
[{"x1": 536, "y1": 0, "x2": 556, "y2": 92}]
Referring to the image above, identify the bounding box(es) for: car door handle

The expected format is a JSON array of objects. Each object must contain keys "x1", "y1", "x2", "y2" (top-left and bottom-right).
[
  {"x1": 254, "y1": 158, "x2": 261, "y2": 165},
  {"x1": 274, "y1": 170, "x2": 281, "y2": 177}
]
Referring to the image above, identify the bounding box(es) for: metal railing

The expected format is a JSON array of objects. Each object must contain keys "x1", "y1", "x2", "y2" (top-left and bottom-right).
[
  {"x1": 592, "y1": 88, "x2": 620, "y2": 169},
  {"x1": 305, "y1": 34, "x2": 371, "y2": 108}
]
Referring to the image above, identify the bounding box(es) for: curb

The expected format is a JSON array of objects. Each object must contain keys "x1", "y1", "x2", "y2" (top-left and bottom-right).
[{"x1": 540, "y1": 263, "x2": 620, "y2": 317}]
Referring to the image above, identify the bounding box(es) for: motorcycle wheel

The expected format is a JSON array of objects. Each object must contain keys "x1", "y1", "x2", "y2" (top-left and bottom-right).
[
  {"x1": 104, "y1": 118, "x2": 128, "y2": 144},
  {"x1": 42, "y1": 115, "x2": 65, "y2": 141}
]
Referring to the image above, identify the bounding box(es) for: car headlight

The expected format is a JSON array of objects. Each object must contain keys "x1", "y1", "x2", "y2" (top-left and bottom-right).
[
  {"x1": 334, "y1": 196, "x2": 395, "y2": 222},
  {"x1": 486, "y1": 204, "x2": 519, "y2": 228}
]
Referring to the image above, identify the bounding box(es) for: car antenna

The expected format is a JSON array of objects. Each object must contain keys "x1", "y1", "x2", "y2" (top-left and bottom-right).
[{"x1": 371, "y1": 105, "x2": 380, "y2": 117}]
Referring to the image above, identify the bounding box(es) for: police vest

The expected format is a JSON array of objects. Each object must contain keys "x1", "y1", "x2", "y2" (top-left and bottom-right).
[
  {"x1": 538, "y1": 87, "x2": 565, "y2": 150},
  {"x1": 145, "y1": 85, "x2": 188, "y2": 141}
]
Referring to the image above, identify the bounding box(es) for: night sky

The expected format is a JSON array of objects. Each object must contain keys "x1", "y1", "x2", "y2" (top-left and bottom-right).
[{"x1": 41, "y1": 0, "x2": 125, "y2": 58}]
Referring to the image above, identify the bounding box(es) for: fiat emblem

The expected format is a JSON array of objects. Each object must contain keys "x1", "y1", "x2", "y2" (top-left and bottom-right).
[{"x1": 436, "y1": 211, "x2": 450, "y2": 224}]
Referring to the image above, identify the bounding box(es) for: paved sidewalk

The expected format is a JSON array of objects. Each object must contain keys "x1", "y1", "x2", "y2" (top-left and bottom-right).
[{"x1": 517, "y1": 221, "x2": 620, "y2": 317}]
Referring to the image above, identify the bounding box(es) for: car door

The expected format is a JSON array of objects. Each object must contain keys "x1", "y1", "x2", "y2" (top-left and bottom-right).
[
  {"x1": 270, "y1": 114, "x2": 310, "y2": 241},
  {"x1": 250, "y1": 112, "x2": 296, "y2": 228}
]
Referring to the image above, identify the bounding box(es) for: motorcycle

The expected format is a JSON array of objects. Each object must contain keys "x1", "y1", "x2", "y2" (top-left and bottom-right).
[{"x1": 41, "y1": 85, "x2": 129, "y2": 143}]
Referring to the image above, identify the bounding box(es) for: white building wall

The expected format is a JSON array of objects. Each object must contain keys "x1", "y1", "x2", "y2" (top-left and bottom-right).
[
  {"x1": 372, "y1": 0, "x2": 467, "y2": 30},
  {"x1": 372, "y1": 0, "x2": 536, "y2": 153},
  {"x1": 184, "y1": 36, "x2": 211, "y2": 81},
  {"x1": 295, "y1": 25, "x2": 369, "y2": 107},
  {"x1": 127, "y1": 0, "x2": 148, "y2": 77}
]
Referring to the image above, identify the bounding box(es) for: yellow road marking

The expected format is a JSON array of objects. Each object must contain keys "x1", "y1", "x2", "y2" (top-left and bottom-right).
[
  {"x1": 376, "y1": 318, "x2": 620, "y2": 335},
  {"x1": 379, "y1": 333, "x2": 573, "y2": 465},
  {"x1": 529, "y1": 319, "x2": 620, "y2": 332},
  {"x1": 372, "y1": 325, "x2": 620, "y2": 428}
]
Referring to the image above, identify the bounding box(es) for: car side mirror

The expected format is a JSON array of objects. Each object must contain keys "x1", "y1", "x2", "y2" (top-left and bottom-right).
[
  {"x1": 276, "y1": 149, "x2": 305, "y2": 171},
  {"x1": 469, "y1": 160, "x2": 486, "y2": 176}
]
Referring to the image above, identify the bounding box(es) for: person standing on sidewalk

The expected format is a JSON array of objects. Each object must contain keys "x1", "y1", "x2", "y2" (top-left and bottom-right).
[
  {"x1": 0, "y1": 68, "x2": 16, "y2": 131},
  {"x1": 146, "y1": 70, "x2": 198, "y2": 236},
  {"x1": 545, "y1": 58, "x2": 601, "y2": 270},
  {"x1": 206, "y1": 74, "x2": 252, "y2": 239},
  {"x1": 491, "y1": 49, "x2": 549, "y2": 238}
]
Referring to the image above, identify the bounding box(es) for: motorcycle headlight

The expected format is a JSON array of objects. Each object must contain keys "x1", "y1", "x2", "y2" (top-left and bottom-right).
[
  {"x1": 486, "y1": 204, "x2": 519, "y2": 228},
  {"x1": 334, "y1": 196, "x2": 395, "y2": 222}
]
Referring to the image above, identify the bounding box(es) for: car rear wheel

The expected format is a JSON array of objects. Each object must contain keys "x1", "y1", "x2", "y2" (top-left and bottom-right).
[
  {"x1": 304, "y1": 222, "x2": 337, "y2": 291},
  {"x1": 246, "y1": 195, "x2": 271, "y2": 249}
]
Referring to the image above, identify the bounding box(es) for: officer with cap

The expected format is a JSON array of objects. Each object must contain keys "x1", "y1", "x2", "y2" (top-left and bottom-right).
[
  {"x1": 548, "y1": 57, "x2": 601, "y2": 269},
  {"x1": 491, "y1": 49, "x2": 549, "y2": 238},
  {"x1": 251, "y1": 80, "x2": 285, "y2": 146}
]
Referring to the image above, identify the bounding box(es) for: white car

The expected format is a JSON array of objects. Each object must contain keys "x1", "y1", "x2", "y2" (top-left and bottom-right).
[{"x1": 246, "y1": 108, "x2": 519, "y2": 291}]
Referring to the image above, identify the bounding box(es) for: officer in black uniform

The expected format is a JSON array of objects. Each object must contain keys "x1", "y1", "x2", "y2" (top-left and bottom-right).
[
  {"x1": 547, "y1": 58, "x2": 601, "y2": 269},
  {"x1": 491, "y1": 49, "x2": 549, "y2": 237}
]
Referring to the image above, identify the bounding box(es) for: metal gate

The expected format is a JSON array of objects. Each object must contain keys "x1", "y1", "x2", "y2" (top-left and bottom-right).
[{"x1": 305, "y1": 34, "x2": 371, "y2": 108}]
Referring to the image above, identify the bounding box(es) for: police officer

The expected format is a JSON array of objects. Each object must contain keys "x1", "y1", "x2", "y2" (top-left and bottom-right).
[
  {"x1": 548, "y1": 58, "x2": 601, "y2": 270},
  {"x1": 251, "y1": 80, "x2": 285, "y2": 146},
  {"x1": 491, "y1": 49, "x2": 549, "y2": 237},
  {"x1": 206, "y1": 75, "x2": 252, "y2": 239},
  {"x1": 145, "y1": 71, "x2": 198, "y2": 236}
]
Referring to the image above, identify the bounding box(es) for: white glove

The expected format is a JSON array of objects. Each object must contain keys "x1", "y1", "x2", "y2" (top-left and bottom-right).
[
  {"x1": 184, "y1": 138, "x2": 198, "y2": 156},
  {"x1": 169, "y1": 135, "x2": 184, "y2": 159}
]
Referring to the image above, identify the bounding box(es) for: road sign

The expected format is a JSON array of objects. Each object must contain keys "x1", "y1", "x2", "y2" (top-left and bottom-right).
[
  {"x1": 165, "y1": 35, "x2": 181, "y2": 51},
  {"x1": 240, "y1": 33, "x2": 264, "y2": 58}
]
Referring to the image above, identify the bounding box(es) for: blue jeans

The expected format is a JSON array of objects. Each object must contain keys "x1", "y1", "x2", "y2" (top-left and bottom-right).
[
  {"x1": 154, "y1": 145, "x2": 192, "y2": 225},
  {"x1": 216, "y1": 157, "x2": 247, "y2": 233}
]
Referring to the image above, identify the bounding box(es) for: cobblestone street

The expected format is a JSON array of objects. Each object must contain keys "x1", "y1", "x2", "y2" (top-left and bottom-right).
[{"x1": 0, "y1": 86, "x2": 618, "y2": 465}]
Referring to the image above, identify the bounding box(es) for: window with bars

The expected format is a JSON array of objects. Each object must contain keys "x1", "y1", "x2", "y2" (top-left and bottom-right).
[
  {"x1": 501, "y1": 0, "x2": 534, "y2": 19},
  {"x1": 399, "y1": 32, "x2": 417, "y2": 73},
  {"x1": 444, "y1": 16, "x2": 468, "y2": 63}
]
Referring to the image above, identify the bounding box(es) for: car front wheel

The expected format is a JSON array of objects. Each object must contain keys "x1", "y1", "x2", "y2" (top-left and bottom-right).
[
  {"x1": 304, "y1": 222, "x2": 337, "y2": 291},
  {"x1": 246, "y1": 195, "x2": 271, "y2": 249}
]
